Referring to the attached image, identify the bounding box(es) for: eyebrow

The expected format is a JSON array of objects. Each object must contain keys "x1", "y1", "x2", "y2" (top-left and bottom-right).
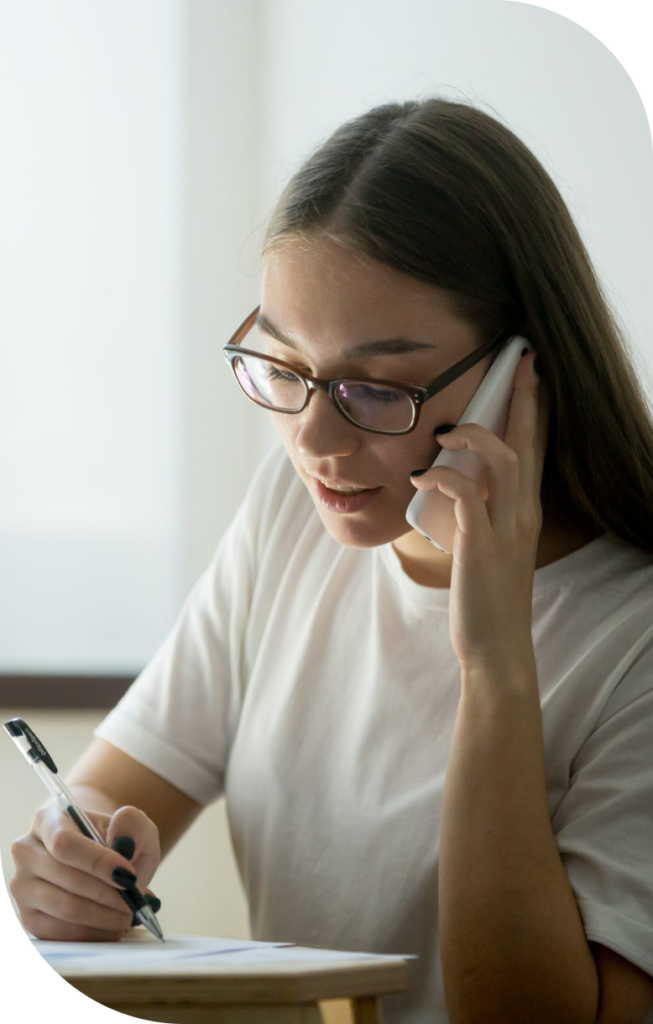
[{"x1": 255, "y1": 312, "x2": 438, "y2": 357}]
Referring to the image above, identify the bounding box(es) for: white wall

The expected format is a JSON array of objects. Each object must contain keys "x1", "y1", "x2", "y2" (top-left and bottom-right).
[
  {"x1": 1, "y1": 0, "x2": 651, "y2": 956},
  {"x1": 181, "y1": 0, "x2": 269, "y2": 593},
  {"x1": 0, "y1": 0, "x2": 185, "y2": 672}
]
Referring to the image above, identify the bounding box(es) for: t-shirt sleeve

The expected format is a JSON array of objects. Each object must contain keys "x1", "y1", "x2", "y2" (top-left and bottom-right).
[
  {"x1": 93, "y1": 442, "x2": 289, "y2": 808},
  {"x1": 551, "y1": 632, "x2": 653, "y2": 977}
]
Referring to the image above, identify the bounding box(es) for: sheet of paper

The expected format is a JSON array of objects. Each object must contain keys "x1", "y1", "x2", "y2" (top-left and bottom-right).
[
  {"x1": 31, "y1": 933, "x2": 295, "y2": 971},
  {"x1": 211, "y1": 945, "x2": 417, "y2": 964},
  {"x1": 30, "y1": 933, "x2": 417, "y2": 973}
]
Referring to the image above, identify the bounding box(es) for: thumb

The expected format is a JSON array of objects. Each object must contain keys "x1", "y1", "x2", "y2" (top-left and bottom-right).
[{"x1": 105, "y1": 805, "x2": 161, "y2": 890}]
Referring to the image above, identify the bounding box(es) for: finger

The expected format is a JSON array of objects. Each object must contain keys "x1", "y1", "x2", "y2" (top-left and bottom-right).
[
  {"x1": 425, "y1": 465, "x2": 494, "y2": 542},
  {"x1": 12, "y1": 833, "x2": 138, "y2": 916},
  {"x1": 37, "y1": 813, "x2": 139, "y2": 891},
  {"x1": 32, "y1": 803, "x2": 112, "y2": 844},
  {"x1": 130, "y1": 893, "x2": 162, "y2": 927},
  {"x1": 426, "y1": 425, "x2": 519, "y2": 534},
  {"x1": 21, "y1": 907, "x2": 128, "y2": 943},
  {"x1": 22, "y1": 877, "x2": 133, "y2": 934},
  {"x1": 106, "y1": 806, "x2": 160, "y2": 881},
  {"x1": 506, "y1": 351, "x2": 548, "y2": 509}
]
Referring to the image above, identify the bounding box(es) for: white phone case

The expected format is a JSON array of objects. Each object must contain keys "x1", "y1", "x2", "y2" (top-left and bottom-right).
[{"x1": 405, "y1": 335, "x2": 533, "y2": 552}]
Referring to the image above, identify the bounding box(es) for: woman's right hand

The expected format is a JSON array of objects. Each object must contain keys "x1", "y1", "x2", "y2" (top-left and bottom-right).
[{"x1": 9, "y1": 803, "x2": 162, "y2": 942}]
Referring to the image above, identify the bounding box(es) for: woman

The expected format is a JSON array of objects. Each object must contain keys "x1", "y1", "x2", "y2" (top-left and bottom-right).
[{"x1": 10, "y1": 97, "x2": 653, "y2": 1024}]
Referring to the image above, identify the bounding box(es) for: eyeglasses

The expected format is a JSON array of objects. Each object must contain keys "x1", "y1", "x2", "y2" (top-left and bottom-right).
[{"x1": 223, "y1": 305, "x2": 511, "y2": 435}]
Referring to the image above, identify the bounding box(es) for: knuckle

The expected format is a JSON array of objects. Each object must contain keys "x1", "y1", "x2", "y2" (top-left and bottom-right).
[
  {"x1": 31, "y1": 806, "x2": 47, "y2": 828},
  {"x1": 8, "y1": 873, "x2": 23, "y2": 900},
  {"x1": 10, "y1": 835, "x2": 28, "y2": 862},
  {"x1": 56, "y1": 891, "x2": 80, "y2": 924},
  {"x1": 114, "y1": 805, "x2": 142, "y2": 826},
  {"x1": 50, "y1": 829, "x2": 71, "y2": 861}
]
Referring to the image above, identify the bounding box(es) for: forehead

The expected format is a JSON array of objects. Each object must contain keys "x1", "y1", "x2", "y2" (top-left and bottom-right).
[
  {"x1": 260, "y1": 242, "x2": 474, "y2": 356},
  {"x1": 262, "y1": 241, "x2": 447, "y2": 309}
]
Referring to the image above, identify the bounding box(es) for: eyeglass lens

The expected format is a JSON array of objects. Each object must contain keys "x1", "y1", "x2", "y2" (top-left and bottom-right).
[{"x1": 233, "y1": 341, "x2": 415, "y2": 433}]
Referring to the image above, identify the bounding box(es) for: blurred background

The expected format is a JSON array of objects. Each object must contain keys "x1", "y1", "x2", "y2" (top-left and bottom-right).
[{"x1": 1, "y1": 0, "x2": 652, "y2": 940}]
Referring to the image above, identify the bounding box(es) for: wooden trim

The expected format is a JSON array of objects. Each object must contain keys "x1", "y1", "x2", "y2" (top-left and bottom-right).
[{"x1": 0, "y1": 674, "x2": 138, "y2": 709}]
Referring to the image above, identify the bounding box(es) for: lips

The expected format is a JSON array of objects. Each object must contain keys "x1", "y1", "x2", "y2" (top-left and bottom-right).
[{"x1": 311, "y1": 475, "x2": 374, "y2": 489}]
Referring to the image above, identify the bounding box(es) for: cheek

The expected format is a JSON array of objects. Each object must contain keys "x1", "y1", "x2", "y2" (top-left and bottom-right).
[{"x1": 271, "y1": 412, "x2": 294, "y2": 440}]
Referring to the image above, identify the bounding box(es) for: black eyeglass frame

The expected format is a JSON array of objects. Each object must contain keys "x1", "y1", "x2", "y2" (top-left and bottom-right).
[{"x1": 223, "y1": 305, "x2": 513, "y2": 436}]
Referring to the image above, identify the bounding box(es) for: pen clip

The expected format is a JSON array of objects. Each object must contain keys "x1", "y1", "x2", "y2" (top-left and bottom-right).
[{"x1": 3, "y1": 718, "x2": 59, "y2": 774}]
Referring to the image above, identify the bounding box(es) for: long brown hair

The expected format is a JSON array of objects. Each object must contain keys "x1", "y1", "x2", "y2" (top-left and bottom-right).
[{"x1": 260, "y1": 97, "x2": 653, "y2": 552}]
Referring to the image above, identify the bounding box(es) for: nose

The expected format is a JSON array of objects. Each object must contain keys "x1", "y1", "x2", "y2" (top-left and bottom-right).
[{"x1": 295, "y1": 388, "x2": 361, "y2": 457}]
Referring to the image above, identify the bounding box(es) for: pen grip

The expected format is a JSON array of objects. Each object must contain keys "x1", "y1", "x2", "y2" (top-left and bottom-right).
[{"x1": 117, "y1": 885, "x2": 148, "y2": 915}]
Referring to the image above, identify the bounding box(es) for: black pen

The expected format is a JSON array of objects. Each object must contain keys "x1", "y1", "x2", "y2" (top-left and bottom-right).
[{"x1": 3, "y1": 717, "x2": 164, "y2": 942}]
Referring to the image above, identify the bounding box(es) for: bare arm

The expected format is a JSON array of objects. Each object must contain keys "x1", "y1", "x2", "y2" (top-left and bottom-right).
[
  {"x1": 62, "y1": 737, "x2": 205, "y2": 861},
  {"x1": 439, "y1": 656, "x2": 600, "y2": 1024}
]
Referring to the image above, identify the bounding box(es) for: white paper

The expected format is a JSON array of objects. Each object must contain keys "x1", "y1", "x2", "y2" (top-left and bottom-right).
[
  {"x1": 31, "y1": 933, "x2": 294, "y2": 971},
  {"x1": 30, "y1": 932, "x2": 416, "y2": 973},
  {"x1": 212, "y1": 945, "x2": 417, "y2": 964}
]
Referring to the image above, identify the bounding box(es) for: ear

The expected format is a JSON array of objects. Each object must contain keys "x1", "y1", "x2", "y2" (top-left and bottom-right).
[{"x1": 589, "y1": 941, "x2": 653, "y2": 1023}]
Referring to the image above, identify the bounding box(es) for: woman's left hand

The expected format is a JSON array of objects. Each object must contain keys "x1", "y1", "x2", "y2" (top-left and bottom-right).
[{"x1": 410, "y1": 351, "x2": 550, "y2": 670}]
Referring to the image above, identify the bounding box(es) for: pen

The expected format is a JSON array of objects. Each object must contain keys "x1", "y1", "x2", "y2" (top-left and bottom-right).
[{"x1": 3, "y1": 717, "x2": 164, "y2": 942}]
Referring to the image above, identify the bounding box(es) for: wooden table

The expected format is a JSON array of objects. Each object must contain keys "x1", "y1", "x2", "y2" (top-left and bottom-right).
[{"x1": 55, "y1": 935, "x2": 409, "y2": 1024}]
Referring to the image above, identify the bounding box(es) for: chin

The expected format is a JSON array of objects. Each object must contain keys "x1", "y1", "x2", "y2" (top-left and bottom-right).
[{"x1": 314, "y1": 507, "x2": 408, "y2": 550}]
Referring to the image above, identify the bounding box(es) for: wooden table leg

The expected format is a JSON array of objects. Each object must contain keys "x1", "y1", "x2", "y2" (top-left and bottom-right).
[
  {"x1": 351, "y1": 996, "x2": 383, "y2": 1024},
  {"x1": 319, "y1": 997, "x2": 383, "y2": 1024},
  {"x1": 319, "y1": 999, "x2": 353, "y2": 1024}
]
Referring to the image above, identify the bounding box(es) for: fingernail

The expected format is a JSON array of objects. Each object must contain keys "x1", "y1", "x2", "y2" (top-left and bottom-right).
[
  {"x1": 410, "y1": 469, "x2": 427, "y2": 477},
  {"x1": 533, "y1": 356, "x2": 542, "y2": 376},
  {"x1": 112, "y1": 866, "x2": 138, "y2": 887},
  {"x1": 111, "y1": 835, "x2": 135, "y2": 860},
  {"x1": 146, "y1": 895, "x2": 162, "y2": 914},
  {"x1": 130, "y1": 895, "x2": 161, "y2": 927}
]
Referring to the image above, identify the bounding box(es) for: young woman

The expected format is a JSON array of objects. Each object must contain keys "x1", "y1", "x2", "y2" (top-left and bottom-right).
[{"x1": 10, "y1": 98, "x2": 653, "y2": 1024}]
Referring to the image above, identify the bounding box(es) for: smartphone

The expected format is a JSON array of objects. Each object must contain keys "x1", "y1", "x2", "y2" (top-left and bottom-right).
[{"x1": 405, "y1": 334, "x2": 533, "y2": 552}]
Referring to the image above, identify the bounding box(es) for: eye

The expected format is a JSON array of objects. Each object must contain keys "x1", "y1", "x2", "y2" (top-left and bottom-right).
[{"x1": 263, "y1": 364, "x2": 299, "y2": 382}]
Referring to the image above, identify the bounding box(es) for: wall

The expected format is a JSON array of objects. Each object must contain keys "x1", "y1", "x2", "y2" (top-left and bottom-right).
[{"x1": 0, "y1": 0, "x2": 185, "y2": 674}]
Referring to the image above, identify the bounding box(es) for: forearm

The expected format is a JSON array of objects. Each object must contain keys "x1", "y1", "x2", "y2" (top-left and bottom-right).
[{"x1": 438, "y1": 654, "x2": 600, "y2": 1024}]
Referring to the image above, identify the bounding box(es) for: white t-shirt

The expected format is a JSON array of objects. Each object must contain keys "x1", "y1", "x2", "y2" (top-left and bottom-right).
[{"x1": 94, "y1": 441, "x2": 653, "y2": 1024}]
